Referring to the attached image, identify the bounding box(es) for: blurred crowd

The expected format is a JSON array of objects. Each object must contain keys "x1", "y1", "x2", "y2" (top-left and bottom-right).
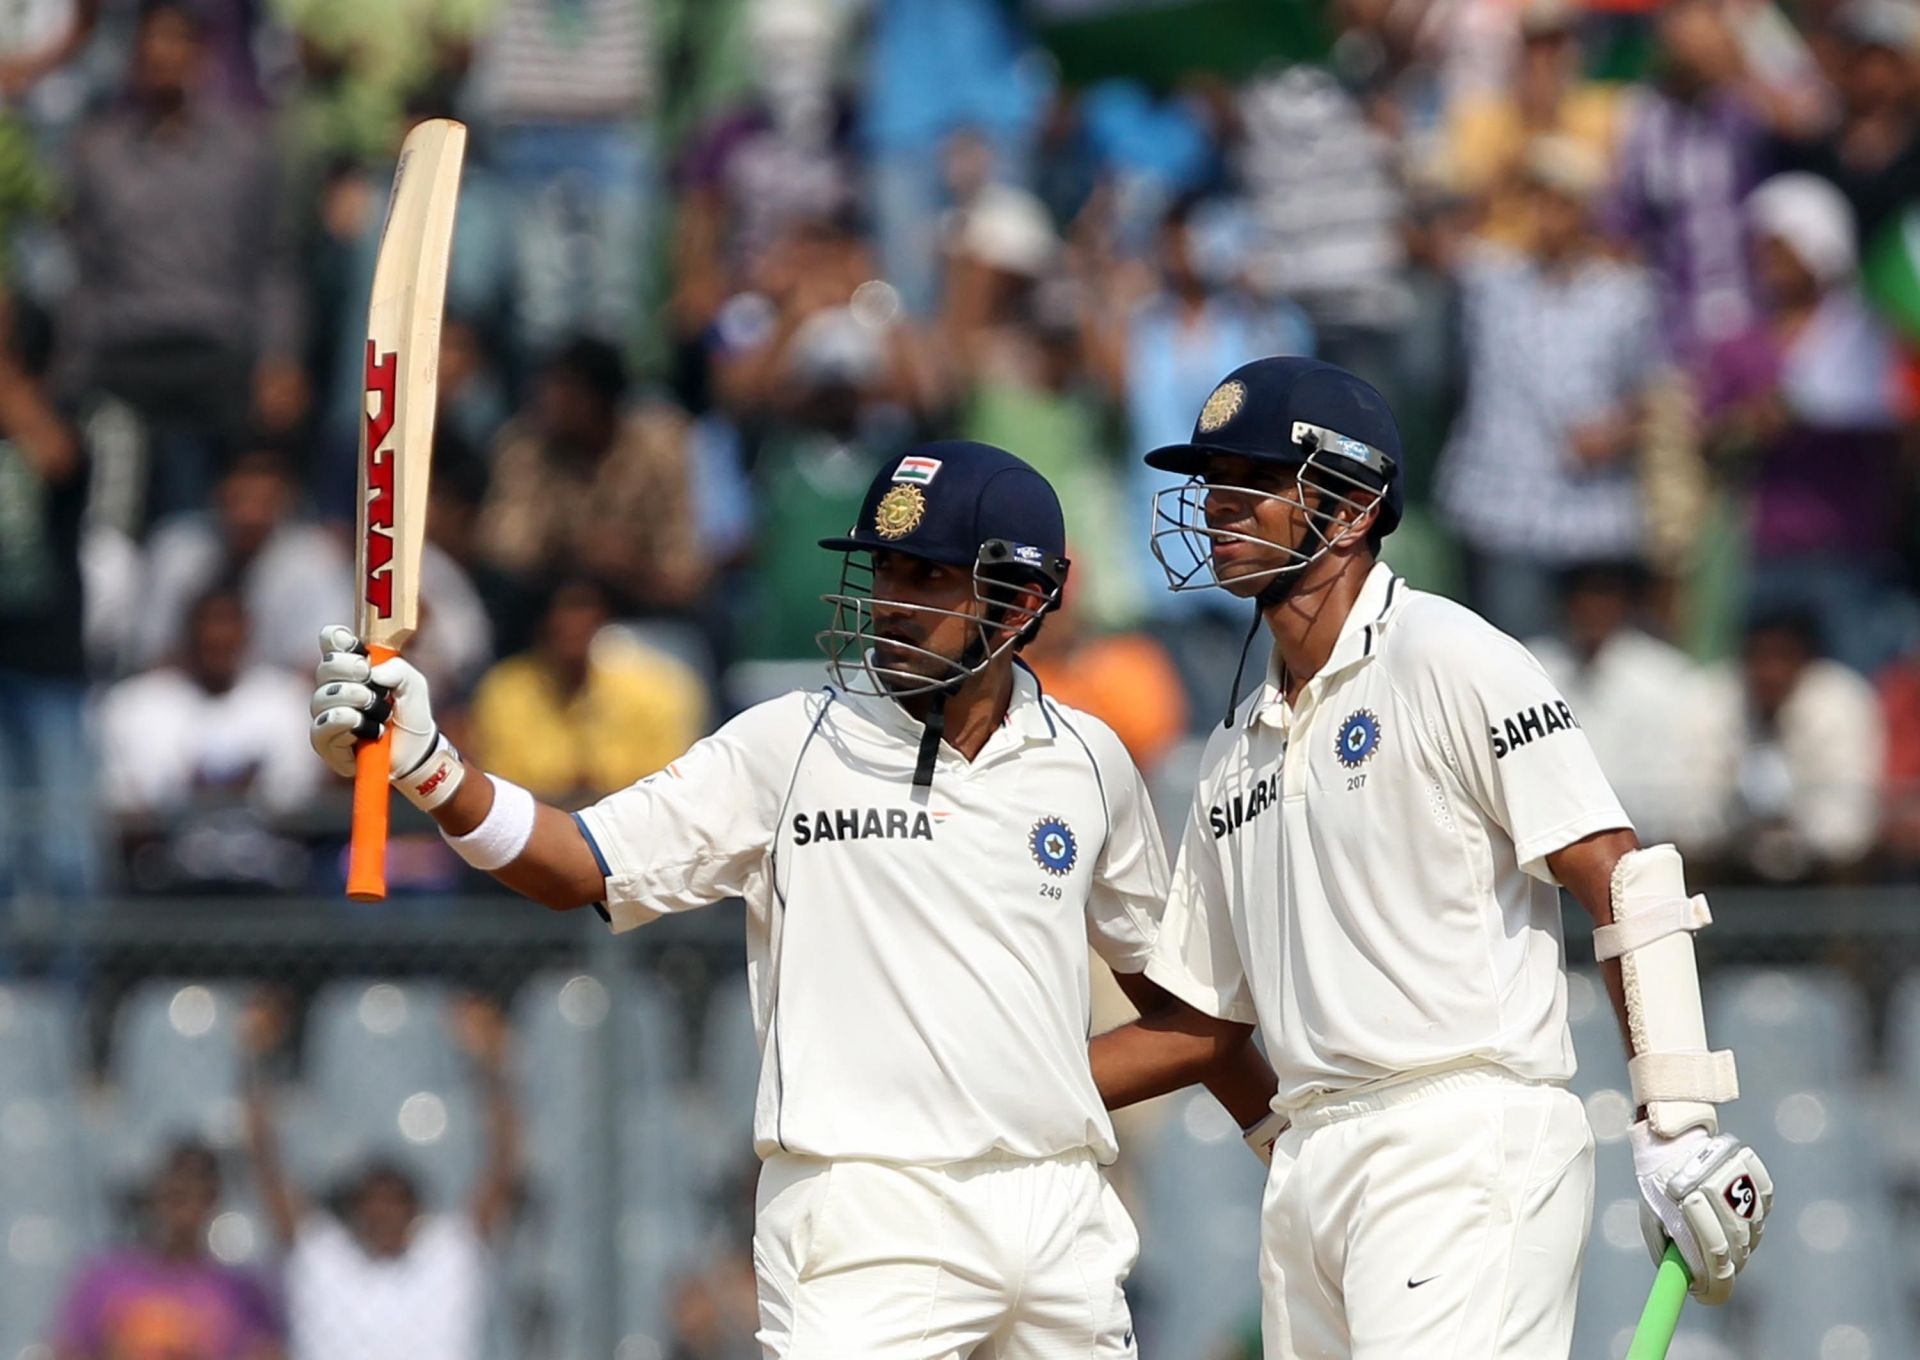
[{"x1": 1, "y1": 0, "x2": 1919, "y2": 896}]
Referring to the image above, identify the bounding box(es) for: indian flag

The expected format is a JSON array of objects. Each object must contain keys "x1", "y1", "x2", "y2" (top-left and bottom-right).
[{"x1": 893, "y1": 456, "x2": 943, "y2": 485}]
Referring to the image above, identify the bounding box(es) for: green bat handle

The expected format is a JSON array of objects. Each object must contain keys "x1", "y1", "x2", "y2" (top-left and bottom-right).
[{"x1": 1627, "y1": 1244, "x2": 1691, "y2": 1360}]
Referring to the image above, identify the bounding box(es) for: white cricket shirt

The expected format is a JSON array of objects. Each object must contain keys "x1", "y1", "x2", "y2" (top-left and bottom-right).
[
  {"x1": 575, "y1": 664, "x2": 1167, "y2": 1165},
  {"x1": 1146, "y1": 563, "x2": 1631, "y2": 1111}
]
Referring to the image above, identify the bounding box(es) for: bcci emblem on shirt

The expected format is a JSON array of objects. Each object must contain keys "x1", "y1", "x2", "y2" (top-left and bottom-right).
[
  {"x1": 1030, "y1": 817, "x2": 1078, "y2": 875},
  {"x1": 1334, "y1": 710, "x2": 1381, "y2": 768}
]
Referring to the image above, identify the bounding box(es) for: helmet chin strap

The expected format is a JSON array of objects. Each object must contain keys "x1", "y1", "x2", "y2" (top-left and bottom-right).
[
  {"x1": 911, "y1": 632, "x2": 993, "y2": 787},
  {"x1": 912, "y1": 690, "x2": 949, "y2": 788}
]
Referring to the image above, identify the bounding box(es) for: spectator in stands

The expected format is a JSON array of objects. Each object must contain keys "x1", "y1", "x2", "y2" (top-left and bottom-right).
[
  {"x1": 1230, "y1": 57, "x2": 1407, "y2": 385},
  {"x1": 1769, "y1": 0, "x2": 1920, "y2": 249},
  {"x1": 57, "y1": 0, "x2": 304, "y2": 525},
  {"x1": 0, "y1": 293, "x2": 98, "y2": 905},
  {"x1": 470, "y1": 578, "x2": 706, "y2": 805},
  {"x1": 712, "y1": 213, "x2": 929, "y2": 424},
  {"x1": 242, "y1": 991, "x2": 520, "y2": 1360},
  {"x1": 468, "y1": 0, "x2": 658, "y2": 355},
  {"x1": 1527, "y1": 563, "x2": 1709, "y2": 848},
  {"x1": 52, "y1": 1139, "x2": 284, "y2": 1360},
  {"x1": 1437, "y1": 135, "x2": 1660, "y2": 640},
  {"x1": 0, "y1": 0, "x2": 97, "y2": 126},
  {"x1": 1879, "y1": 640, "x2": 1920, "y2": 873},
  {"x1": 674, "y1": 0, "x2": 855, "y2": 302},
  {"x1": 1445, "y1": 0, "x2": 1621, "y2": 249},
  {"x1": 862, "y1": 0, "x2": 1049, "y2": 314},
  {"x1": 1608, "y1": 0, "x2": 1769, "y2": 374},
  {"x1": 275, "y1": 0, "x2": 485, "y2": 167},
  {"x1": 940, "y1": 182, "x2": 1061, "y2": 387},
  {"x1": 1086, "y1": 193, "x2": 1314, "y2": 697},
  {"x1": 1692, "y1": 608, "x2": 1885, "y2": 882},
  {"x1": 942, "y1": 188, "x2": 1132, "y2": 624},
  {"x1": 1699, "y1": 171, "x2": 1917, "y2": 675},
  {"x1": 131, "y1": 448, "x2": 350, "y2": 675},
  {"x1": 98, "y1": 586, "x2": 323, "y2": 889},
  {"x1": 478, "y1": 337, "x2": 709, "y2": 644},
  {"x1": 726, "y1": 239, "x2": 913, "y2": 661}
]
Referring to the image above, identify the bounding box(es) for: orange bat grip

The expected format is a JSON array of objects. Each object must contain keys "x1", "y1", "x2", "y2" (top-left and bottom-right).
[{"x1": 345, "y1": 643, "x2": 399, "y2": 901}]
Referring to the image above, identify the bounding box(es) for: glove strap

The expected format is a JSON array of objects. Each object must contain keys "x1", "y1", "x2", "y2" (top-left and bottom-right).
[{"x1": 395, "y1": 730, "x2": 465, "y2": 811}]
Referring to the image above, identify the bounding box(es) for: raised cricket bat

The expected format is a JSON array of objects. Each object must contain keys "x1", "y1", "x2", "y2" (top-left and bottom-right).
[{"x1": 347, "y1": 118, "x2": 467, "y2": 902}]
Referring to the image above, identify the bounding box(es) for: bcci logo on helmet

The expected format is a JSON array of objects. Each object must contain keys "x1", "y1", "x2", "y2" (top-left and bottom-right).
[
  {"x1": 1197, "y1": 380, "x2": 1246, "y2": 433},
  {"x1": 874, "y1": 484, "x2": 926, "y2": 540}
]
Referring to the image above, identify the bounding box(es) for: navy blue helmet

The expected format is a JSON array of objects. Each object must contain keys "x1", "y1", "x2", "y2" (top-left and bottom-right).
[
  {"x1": 818, "y1": 440, "x2": 1071, "y2": 704},
  {"x1": 1145, "y1": 355, "x2": 1403, "y2": 532}
]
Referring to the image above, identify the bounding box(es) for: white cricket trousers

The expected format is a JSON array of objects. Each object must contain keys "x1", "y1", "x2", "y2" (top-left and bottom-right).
[
  {"x1": 753, "y1": 1149, "x2": 1139, "y2": 1360},
  {"x1": 1260, "y1": 1063, "x2": 1595, "y2": 1360}
]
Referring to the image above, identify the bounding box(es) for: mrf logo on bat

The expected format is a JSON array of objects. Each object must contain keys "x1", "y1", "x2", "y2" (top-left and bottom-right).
[{"x1": 362, "y1": 343, "x2": 400, "y2": 620}]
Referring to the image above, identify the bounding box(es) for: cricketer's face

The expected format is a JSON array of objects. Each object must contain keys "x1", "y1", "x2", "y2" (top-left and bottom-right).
[
  {"x1": 1198, "y1": 456, "x2": 1319, "y2": 598},
  {"x1": 866, "y1": 550, "x2": 991, "y2": 690}
]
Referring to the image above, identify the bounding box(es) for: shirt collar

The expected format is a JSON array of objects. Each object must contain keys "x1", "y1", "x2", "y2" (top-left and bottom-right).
[
  {"x1": 837, "y1": 660, "x2": 1057, "y2": 751},
  {"x1": 1256, "y1": 562, "x2": 1405, "y2": 718},
  {"x1": 1319, "y1": 561, "x2": 1404, "y2": 679}
]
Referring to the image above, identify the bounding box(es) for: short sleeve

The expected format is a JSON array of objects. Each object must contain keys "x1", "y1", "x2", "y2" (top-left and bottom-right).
[
  {"x1": 1406, "y1": 611, "x2": 1631, "y2": 881},
  {"x1": 1144, "y1": 779, "x2": 1257, "y2": 1025},
  {"x1": 1080, "y1": 725, "x2": 1169, "y2": 974},
  {"x1": 574, "y1": 694, "x2": 815, "y2": 932}
]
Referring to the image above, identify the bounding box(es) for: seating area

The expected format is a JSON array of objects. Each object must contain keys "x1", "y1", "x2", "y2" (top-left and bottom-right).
[{"x1": 0, "y1": 964, "x2": 1914, "y2": 1359}]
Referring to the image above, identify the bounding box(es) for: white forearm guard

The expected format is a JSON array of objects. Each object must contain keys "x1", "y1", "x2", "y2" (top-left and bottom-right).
[{"x1": 1600, "y1": 845, "x2": 1738, "y2": 1137}]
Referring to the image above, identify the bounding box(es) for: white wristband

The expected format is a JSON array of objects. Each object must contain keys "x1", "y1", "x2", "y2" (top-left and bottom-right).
[
  {"x1": 442, "y1": 775, "x2": 536, "y2": 871},
  {"x1": 396, "y1": 730, "x2": 465, "y2": 811}
]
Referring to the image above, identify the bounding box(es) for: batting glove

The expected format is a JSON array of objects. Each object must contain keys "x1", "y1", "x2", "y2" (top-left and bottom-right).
[
  {"x1": 1631, "y1": 1120, "x2": 1774, "y2": 1305},
  {"x1": 309, "y1": 625, "x2": 442, "y2": 782}
]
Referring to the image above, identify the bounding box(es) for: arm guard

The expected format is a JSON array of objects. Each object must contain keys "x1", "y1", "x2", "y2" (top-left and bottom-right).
[{"x1": 1599, "y1": 845, "x2": 1738, "y2": 1138}]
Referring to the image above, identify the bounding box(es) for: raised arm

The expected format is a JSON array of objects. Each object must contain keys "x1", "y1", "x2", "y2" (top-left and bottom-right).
[
  {"x1": 310, "y1": 626, "x2": 787, "y2": 925},
  {"x1": 309, "y1": 626, "x2": 606, "y2": 909},
  {"x1": 239, "y1": 991, "x2": 307, "y2": 1249},
  {"x1": 449, "y1": 996, "x2": 522, "y2": 1240}
]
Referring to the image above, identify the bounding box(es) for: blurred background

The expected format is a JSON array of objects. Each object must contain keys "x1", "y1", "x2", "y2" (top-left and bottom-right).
[{"x1": 1, "y1": 0, "x2": 1919, "y2": 1356}]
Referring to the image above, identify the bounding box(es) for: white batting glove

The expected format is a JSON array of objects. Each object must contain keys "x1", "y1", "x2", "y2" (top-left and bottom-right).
[
  {"x1": 1631, "y1": 1120, "x2": 1773, "y2": 1305},
  {"x1": 309, "y1": 625, "x2": 464, "y2": 809}
]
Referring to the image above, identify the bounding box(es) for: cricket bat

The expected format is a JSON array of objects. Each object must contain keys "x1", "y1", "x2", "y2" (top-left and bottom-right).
[
  {"x1": 1626, "y1": 1244, "x2": 1691, "y2": 1360},
  {"x1": 347, "y1": 118, "x2": 467, "y2": 902}
]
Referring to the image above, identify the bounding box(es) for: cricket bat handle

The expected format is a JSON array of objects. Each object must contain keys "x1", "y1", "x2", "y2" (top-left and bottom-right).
[
  {"x1": 1627, "y1": 1244, "x2": 1691, "y2": 1360},
  {"x1": 346, "y1": 643, "x2": 399, "y2": 901}
]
